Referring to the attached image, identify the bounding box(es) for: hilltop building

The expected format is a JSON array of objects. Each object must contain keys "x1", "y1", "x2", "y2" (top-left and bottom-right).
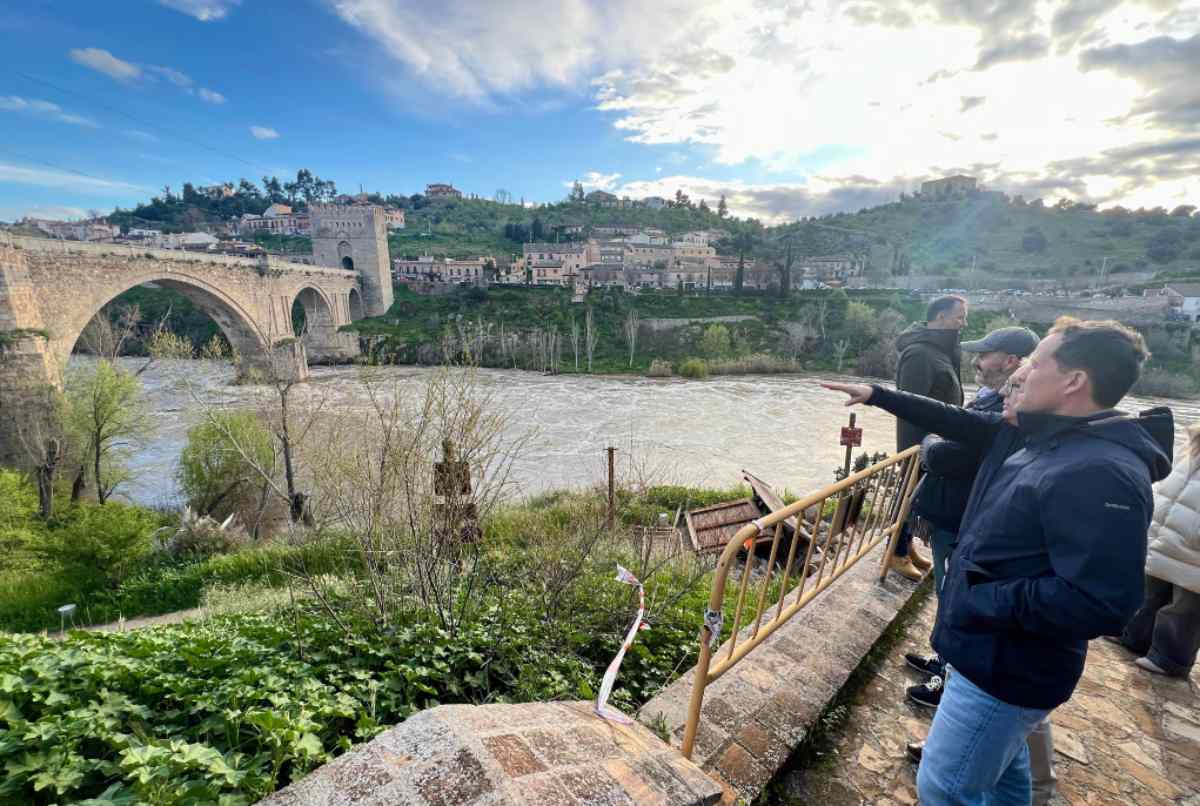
[
  {"x1": 238, "y1": 203, "x2": 311, "y2": 236},
  {"x1": 585, "y1": 190, "x2": 619, "y2": 207},
  {"x1": 425, "y1": 183, "x2": 463, "y2": 200},
  {"x1": 920, "y1": 175, "x2": 978, "y2": 199}
]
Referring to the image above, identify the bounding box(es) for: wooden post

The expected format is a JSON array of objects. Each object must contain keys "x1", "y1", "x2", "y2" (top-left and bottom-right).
[
  {"x1": 842, "y1": 412, "x2": 856, "y2": 478},
  {"x1": 607, "y1": 446, "x2": 616, "y2": 530}
]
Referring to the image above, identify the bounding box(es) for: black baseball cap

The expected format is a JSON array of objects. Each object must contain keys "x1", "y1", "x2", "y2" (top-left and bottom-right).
[{"x1": 961, "y1": 326, "x2": 1038, "y2": 357}]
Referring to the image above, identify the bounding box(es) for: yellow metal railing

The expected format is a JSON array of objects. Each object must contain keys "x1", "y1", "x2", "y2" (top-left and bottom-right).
[{"x1": 680, "y1": 446, "x2": 922, "y2": 759}]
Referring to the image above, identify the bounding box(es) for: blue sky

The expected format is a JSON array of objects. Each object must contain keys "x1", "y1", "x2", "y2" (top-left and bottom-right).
[{"x1": 1, "y1": 1, "x2": 1197, "y2": 224}]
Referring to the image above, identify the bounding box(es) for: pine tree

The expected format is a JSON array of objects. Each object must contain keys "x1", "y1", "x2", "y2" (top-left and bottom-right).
[{"x1": 717, "y1": 194, "x2": 728, "y2": 218}]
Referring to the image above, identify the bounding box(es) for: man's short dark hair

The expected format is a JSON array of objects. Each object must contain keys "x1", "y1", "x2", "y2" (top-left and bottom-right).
[
  {"x1": 1048, "y1": 317, "x2": 1150, "y2": 407},
  {"x1": 927, "y1": 295, "x2": 966, "y2": 322}
]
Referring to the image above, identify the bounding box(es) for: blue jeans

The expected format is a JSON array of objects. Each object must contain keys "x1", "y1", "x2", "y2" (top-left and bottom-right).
[
  {"x1": 930, "y1": 526, "x2": 958, "y2": 596},
  {"x1": 918, "y1": 669, "x2": 1051, "y2": 806}
]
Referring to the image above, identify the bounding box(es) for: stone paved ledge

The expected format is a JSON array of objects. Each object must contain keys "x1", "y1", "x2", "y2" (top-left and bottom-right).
[
  {"x1": 638, "y1": 554, "x2": 924, "y2": 803},
  {"x1": 258, "y1": 700, "x2": 721, "y2": 806},
  {"x1": 770, "y1": 591, "x2": 1200, "y2": 805}
]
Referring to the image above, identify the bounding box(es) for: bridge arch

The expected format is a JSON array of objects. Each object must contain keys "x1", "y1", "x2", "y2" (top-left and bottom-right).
[
  {"x1": 348, "y1": 287, "x2": 365, "y2": 320},
  {"x1": 289, "y1": 284, "x2": 356, "y2": 363},
  {"x1": 60, "y1": 271, "x2": 272, "y2": 376}
]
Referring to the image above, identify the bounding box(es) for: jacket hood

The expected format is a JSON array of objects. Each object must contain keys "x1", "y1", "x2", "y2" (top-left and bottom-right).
[
  {"x1": 895, "y1": 323, "x2": 961, "y2": 355},
  {"x1": 1018, "y1": 406, "x2": 1174, "y2": 482}
]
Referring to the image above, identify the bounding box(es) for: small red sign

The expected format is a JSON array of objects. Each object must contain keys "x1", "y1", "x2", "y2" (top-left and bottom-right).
[{"x1": 840, "y1": 426, "x2": 863, "y2": 447}]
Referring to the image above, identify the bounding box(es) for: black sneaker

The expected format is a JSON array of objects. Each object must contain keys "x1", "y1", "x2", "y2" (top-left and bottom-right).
[
  {"x1": 904, "y1": 652, "x2": 945, "y2": 678},
  {"x1": 906, "y1": 741, "x2": 924, "y2": 764},
  {"x1": 907, "y1": 675, "x2": 944, "y2": 709}
]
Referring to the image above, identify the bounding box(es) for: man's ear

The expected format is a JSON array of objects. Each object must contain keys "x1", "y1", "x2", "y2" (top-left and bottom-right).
[{"x1": 1063, "y1": 368, "x2": 1090, "y2": 400}]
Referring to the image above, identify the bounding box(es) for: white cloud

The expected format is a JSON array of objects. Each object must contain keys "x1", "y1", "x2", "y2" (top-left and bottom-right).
[
  {"x1": 0, "y1": 96, "x2": 98, "y2": 127},
  {"x1": 69, "y1": 47, "x2": 141, "y2": 81},
  {"x1": 146, "y1": 64, "x2": 193, "y2": 87},
  {"x1": 69, "y1": 49, "x2": 229, "y2": 104},
  {"x1": 324, "y1": 0, "x2": 705, "y2": 102},
  {"x1": 3, "y1": 205, "x2": 89, "y2": 222},
  {"x1": 250, "y1": 125, "x2": 280, "y2": 140},
  {"x1": 158, "y1": 0, "x2": 241, "y2": 21},
  {"x1": 588, "y1": 0, "x2": 1200, "y2": 211},
  {"x1": 123, "y1": 129, "x2": 158, "y2": 142},
  {"x1": 0, "y1": 162, "x2": 148, "y2": 194},
  {"x1": 323, "y1": 0, "x2": 1199, "y2": 214},
  {"x1": 565, "y1": 171, "x2": 622, "y2": 191}
]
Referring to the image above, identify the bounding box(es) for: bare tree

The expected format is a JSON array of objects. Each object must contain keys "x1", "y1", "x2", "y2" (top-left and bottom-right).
[
  {"x1": 833, "y1": 338, "x2": 850, "y2": 372},
  {"x1": 623, "y1": 309, "x2": 640, "y2": 368},
  {"x1": 570, "y1": 317, "x2": 580, "y2": 371},
  {"x1": 585, "y1": 306, "x2": 598, "y2": 372},
  {"x1": 304, "y1": 368, "x2": 529, "y2": 635},
  {"x1": 815, "y1": 299, "x2": 830, "y2": 342}
]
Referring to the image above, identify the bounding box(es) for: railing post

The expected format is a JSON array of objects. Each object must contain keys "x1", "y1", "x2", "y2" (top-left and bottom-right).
[
  {"x1": 878, "y1": 454, "x2": 922, "y2": 582},
  {"x1": 680, "y1": 638, "x2": 712, "y2": 759}
]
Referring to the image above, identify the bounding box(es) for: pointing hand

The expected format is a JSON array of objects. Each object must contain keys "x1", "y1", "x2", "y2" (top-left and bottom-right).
[{"x1": 820, "y1": 382, "x2": 873, "y2": 406}]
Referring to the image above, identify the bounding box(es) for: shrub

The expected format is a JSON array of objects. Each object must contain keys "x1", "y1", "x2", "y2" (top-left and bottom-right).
[
  {"x1": 677, "y1": 357, "x2": 709, "y2": 378},
  {"x1": 178, "y1": 410, "x2": 277, "y2": 528},
  {"x1": 33, "y1": 503, "x2": 162, "y2": 589},
  {"x1": 705, "y1": 353, "x2": 800, "y2": 375},
  {"x1": 698, "y1": 323, "x2": 732, "y2": 358},
  {"x1": 646, "y1": 359, "x2": 673, "y2": 377},
  {"x1": 1132, "y1": 368, "x2": 1197, "y2": 399}
]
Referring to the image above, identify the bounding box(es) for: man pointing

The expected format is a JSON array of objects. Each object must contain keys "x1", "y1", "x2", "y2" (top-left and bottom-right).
[{"x1": 824, "y1": 317, "x2": 1172, "y2": 805}]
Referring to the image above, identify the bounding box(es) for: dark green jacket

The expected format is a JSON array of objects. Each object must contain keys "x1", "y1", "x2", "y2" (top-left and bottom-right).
[{"x1": 894, "y1": 324, "x2": 962, "y2": 450}]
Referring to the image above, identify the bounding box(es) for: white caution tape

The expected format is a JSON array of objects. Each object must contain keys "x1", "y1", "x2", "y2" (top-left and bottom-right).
[{"x1": 594, "y1": 564, "x2": 646, "y2": 725}]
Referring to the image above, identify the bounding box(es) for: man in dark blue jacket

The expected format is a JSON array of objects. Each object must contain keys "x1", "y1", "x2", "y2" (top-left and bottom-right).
[{"x1": 824, "y1": 317, "x2": 1172, "y2": 806}]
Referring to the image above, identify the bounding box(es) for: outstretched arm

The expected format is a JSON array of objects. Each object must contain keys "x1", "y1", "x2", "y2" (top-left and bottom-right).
[{"x1": 821, "y1": 382, "x2": 1003, "y2": 449}]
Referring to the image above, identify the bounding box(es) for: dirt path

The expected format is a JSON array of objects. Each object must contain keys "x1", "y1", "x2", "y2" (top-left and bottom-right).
[
  {"x1": 769, "y1": 592, "x2": 1200, "y2": 805},
  {"x1": 51, "y1": 606, "x2": 209, "y2": 639}
]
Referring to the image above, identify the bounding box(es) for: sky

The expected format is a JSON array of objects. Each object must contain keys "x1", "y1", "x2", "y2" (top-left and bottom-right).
[{"x1": 1, "y1": 0, "x2": 1198, "y2": 224}]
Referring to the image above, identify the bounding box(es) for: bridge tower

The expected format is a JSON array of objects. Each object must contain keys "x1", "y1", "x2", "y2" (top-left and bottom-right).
[{"x1": 309, "y1": 204, "x2": 393, "y2": 317}]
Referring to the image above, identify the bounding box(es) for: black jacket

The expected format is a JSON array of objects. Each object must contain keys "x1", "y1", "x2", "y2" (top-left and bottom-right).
[
  {"x1": 894, "y1": 325, "x2": 963, "y2": 451},
  {"x1": 910, "y1": 389, "x2": 1005, "y2": 533},
  {"x1": 867, "y1": 386, "x2": 1173, "y2": 709}
]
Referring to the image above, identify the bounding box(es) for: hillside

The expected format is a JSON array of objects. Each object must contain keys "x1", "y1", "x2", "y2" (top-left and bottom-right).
[
  {"x1": 94, "y1": 176, "x2": 1200, "y2": 282},
  {"x1": 804, "y1": 194, "x2": 1200, "y2": 282}
]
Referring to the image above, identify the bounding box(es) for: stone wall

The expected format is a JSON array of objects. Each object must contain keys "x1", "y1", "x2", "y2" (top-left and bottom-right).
[{"x1": 259, "y1": 701, "x2": 721, "y2": 806}]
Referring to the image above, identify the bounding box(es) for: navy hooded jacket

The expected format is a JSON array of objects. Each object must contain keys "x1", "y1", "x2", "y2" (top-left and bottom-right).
[{"x1": 866, "y1": 385, "x2": 1173, "y2": 709}]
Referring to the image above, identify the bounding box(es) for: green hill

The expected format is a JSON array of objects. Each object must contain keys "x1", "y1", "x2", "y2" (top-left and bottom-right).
[
  {"x1": 795, "y1": 194, "x2": 1200, "y2": 282},
  {"x1": 92, "y1": 174, "x2": 1200, "y2": 282}
]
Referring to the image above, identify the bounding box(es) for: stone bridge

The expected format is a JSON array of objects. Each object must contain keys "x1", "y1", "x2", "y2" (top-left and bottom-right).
[{"x1": 0, "y1": 203, "x2": 393, "y2": 466}]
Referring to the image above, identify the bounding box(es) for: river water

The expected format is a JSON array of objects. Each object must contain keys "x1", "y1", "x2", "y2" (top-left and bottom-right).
[{"x1": 87, "y1": 358, "x2": 1200, "y2": 509}]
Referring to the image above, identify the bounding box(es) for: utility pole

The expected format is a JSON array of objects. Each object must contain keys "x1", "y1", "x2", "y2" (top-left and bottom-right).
[{"x1": 606, "y1": 446, "x2": 617, "y2": 530}]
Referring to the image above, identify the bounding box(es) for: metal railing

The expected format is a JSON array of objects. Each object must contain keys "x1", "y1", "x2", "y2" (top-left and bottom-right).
[{"x1": 680, "y1": 446, "x2": 922, "y2": 759}]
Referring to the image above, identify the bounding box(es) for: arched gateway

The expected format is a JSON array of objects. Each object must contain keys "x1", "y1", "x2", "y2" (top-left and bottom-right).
[{"x1": 0, "y1": 204, "x2": 393, "y2": 466}]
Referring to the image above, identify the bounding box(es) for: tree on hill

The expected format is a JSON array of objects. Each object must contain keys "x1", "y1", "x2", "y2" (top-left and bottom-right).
[
  {"x1": 568, "y1": 181, "x2": 585, "y2": 203},
  {"x1": 1022, "y1": 226, "x2": 1048, "y2": 253},
  {"x1": 717, "y1": 194, "x2": 728, "y2": 218}
]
